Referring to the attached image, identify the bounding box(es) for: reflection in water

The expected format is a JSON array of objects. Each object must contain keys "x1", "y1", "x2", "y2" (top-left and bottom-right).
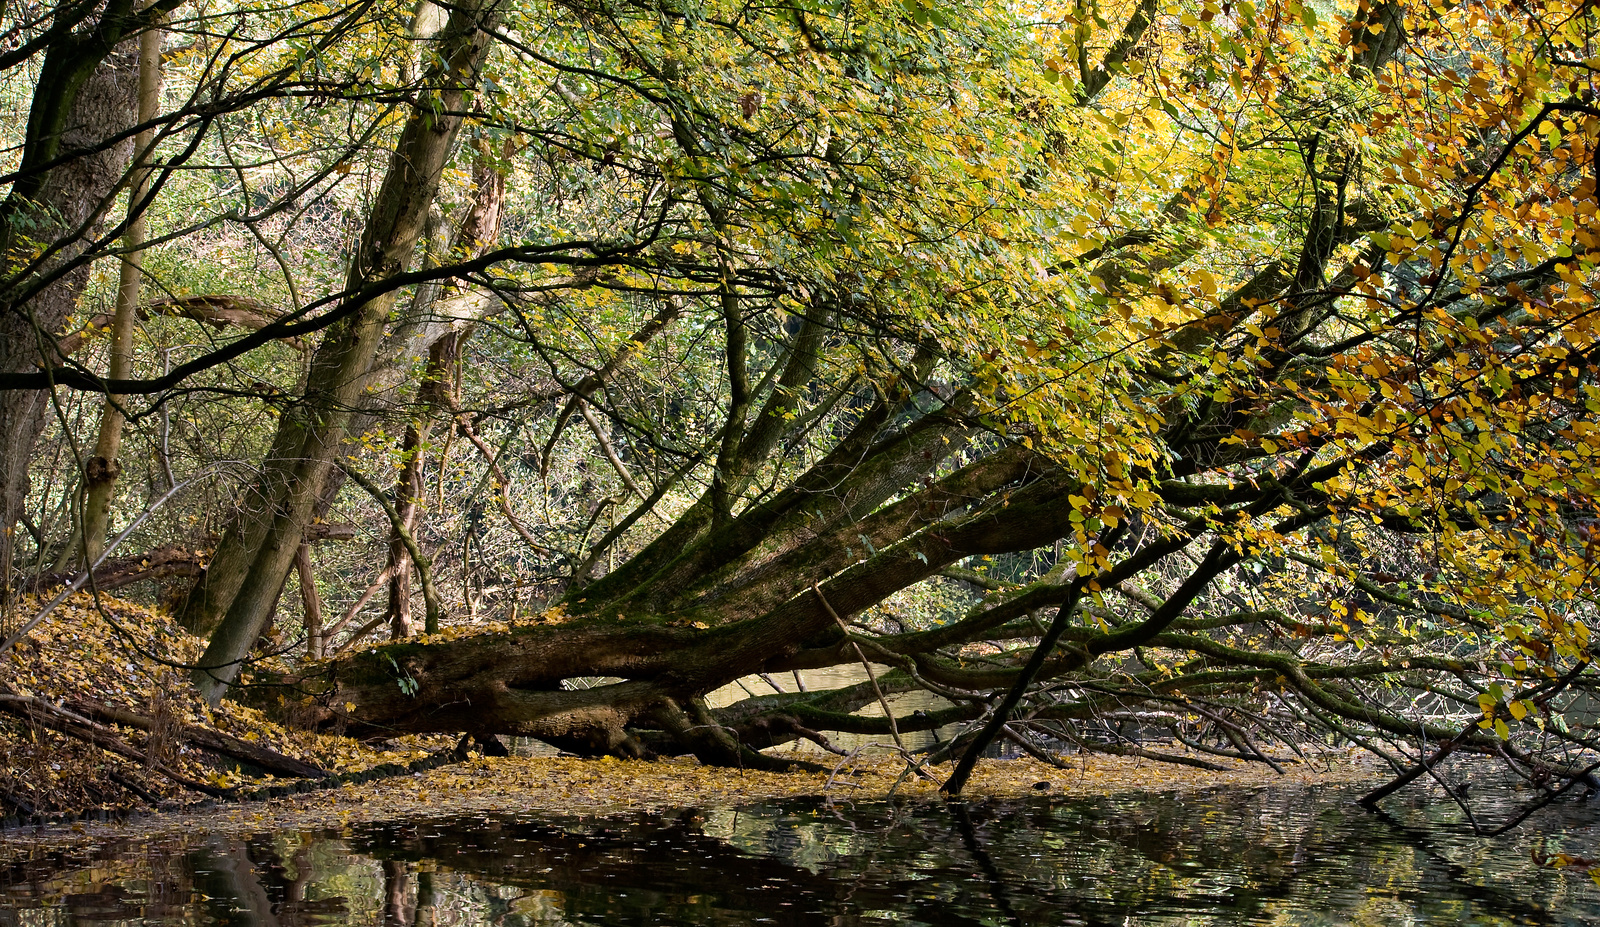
[{"x1": 4, "y1": 783, "x2": 1600, "y2": 925}]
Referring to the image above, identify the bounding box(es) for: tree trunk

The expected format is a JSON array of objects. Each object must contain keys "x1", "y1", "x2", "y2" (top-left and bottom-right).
[
  {"x1": 263, "y1": 451, "x2": 1082, "y2": 751},
  {"x1": 0, "y1": 31, "x2": 141, "y2": 594},
  {"x1": 296, "y1": 542, "x2": 324, "y2": 660},
  {"x1": 189, "y1": 0, "x2": 500, "y2": 704},
  {"x1": 83, "y1": 14, "x2": 164, "y2": 565},
  {"x1": 385, "y1": 333, "x2": 459, "y2": 638},
  {"x1": 383, "y1": 145, "x2": 504, "y2": 638}
]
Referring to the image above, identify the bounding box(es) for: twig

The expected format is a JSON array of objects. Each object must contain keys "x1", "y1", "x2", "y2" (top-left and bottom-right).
[
  {"x1": 1482, "y1": 759, "x2": 1600, "y2": 836},
  {"x1": 570, "y1": 455, "x2": 700, "y2": 584},
  {"x1": 334, "y1": 460, "x2": 442, "y2": 634},
  {"x1": 813, "y1": 583, "x2": 937, "y2": 783},
  {"x1": 1356, "y1": 727, "x2": 1473, "y2": 810},
  {"x1": 333, "y1": 612, "x2": 390, "y2": 655},
  {"x1": 537, "y1": 300, "x2": 685, "y2": 477},
  {"x1": 577, "y1": 399, "x2": 644, "y2": 497},
  {"x1": 448, "y1": 395, "x2": 551, "y2": 554},
  {"x1": 1002, "y1": 723, "x2": 1075, "y2": 769},
  {"x1": 323, "y1": 564, "x2": 397, "y2": 641},
  {"x1": 823, "y1": 742, "x2": 937, "y2": 795}
]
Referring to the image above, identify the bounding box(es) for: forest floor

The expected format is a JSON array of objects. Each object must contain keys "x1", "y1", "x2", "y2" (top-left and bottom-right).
[
  {"x1": 0, "y1": 592, "x2": 1380, "y2": 851},
  {"x1": 0, "y1": 591, "x2": 458, "y2": 822}
]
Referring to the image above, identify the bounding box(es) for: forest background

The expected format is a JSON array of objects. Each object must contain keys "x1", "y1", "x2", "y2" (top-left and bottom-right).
[{"x1": 0, "y1": 0, "x2": 1597, "y2": 816}]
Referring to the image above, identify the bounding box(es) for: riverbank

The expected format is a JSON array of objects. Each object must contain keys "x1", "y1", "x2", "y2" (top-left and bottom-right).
[
  {"x1": 1, "y1": 592, "x2": 459, "y2": 823},
  {"x1": 1, "y1": 592, "x2": 1381, "y2": 851},
  {"x1": 0, "y1": 749, "x2": 1379, "y2": 855},
  {"x1": 0, "y1": 593, "x2": 1372, "y2": 835}
]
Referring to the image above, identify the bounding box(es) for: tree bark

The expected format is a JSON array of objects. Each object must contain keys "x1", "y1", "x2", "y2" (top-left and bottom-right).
[
  {"x1": 386, "y1": 333, "x2": 459, "y2": 638},
  {"x1": 189, "y1": 0, "x2": 500, "y2": 703},
  {"x1": 383, "y1": 145, "x2": 504, "y2": 638},
  {"x1": 296, "y1": 542, "x2": 324, "y2": 660},
  {"x1": 0, "y1": 28, "x2": 141, "y2": 594},
  {"x1": 83, "y1": 13, "x2": 164, "y2": 565},
  {"x1": 263, "y1": 450, "x2": 1082, "y2": 747}
]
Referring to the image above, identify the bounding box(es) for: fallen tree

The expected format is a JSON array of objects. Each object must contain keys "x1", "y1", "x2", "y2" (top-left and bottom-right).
[
  {"x1": 0, "y1": 0, "x2": 1597, "y2": 827},
  {"x1": 244, "y1": 0, "x2": 1600, "y2": 815}
]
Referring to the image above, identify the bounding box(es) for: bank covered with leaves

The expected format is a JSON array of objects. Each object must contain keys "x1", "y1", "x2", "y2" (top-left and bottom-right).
[
  {"x1": 1, "y1": 594, "x2": 1368, "y2": 826},
  {"x1": 0, "y1": 594, "x2": 451, "y2": 820}
]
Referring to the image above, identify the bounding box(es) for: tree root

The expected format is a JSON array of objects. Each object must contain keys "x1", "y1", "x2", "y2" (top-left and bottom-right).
[
  {"x1": 1074, "y1": 739, "x2": 1229, "y2": 771},
  {"x1": 648, "y1": 697, "x2": 830, "y2": 773}
]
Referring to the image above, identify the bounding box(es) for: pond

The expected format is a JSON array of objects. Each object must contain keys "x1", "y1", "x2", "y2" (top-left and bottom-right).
[{"x1": 3, "y1": 780, "x2": 1599, "y2": 925}]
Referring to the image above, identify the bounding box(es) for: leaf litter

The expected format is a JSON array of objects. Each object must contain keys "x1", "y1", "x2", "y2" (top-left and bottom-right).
[{"x1": 0, "y1": 593, "x2": 449, "y2": 820}]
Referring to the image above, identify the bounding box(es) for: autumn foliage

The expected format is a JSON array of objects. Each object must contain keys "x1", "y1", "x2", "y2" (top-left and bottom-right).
[{"x1": 0, "y1": 0, "x2": 1596, "y2": 825}]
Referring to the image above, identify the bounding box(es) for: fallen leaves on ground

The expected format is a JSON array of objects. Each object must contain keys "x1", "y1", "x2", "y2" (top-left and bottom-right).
[
  {"x1": 0, "y1": 593, "x2": 1376, "y2": 852},
  {"x1": 0, "y1": 593, "x2": 448, "y2": 817},
  {"x1": 18, "y1": 749, "x2": 1378, "y2": 852}
]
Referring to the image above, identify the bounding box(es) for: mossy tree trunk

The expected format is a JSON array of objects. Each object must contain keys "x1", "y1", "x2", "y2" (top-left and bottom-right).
[{"x1": 188, "y1": 0, "x2": 501, "y2": 703}]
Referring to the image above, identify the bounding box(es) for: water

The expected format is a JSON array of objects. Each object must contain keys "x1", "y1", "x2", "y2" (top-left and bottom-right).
[{"x1": 4, "y1": 782, "x2": 1600, "y2": 925}]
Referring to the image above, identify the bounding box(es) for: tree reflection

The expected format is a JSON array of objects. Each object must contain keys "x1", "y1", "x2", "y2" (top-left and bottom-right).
[{"x1": 2, "y1": 784, "x2": 1597, "y2": 925}]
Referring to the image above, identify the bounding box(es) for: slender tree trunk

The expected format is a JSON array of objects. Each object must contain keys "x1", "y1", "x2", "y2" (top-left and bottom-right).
[
  {"x1": 385, "y1": 333, "x2": 459, "y2": 638},
  {"x1": 382, "y1": 144, "x2": 503, "y2": 637},
  {"x1": 295, "y1": 542, "x2": 324, "y2": 659},
  {"x1": 83, "y1": 15, "x2": 164, "y2": 565},
  {"x1": 0, "y1": 34, "x2": 140, "y2": 595},
  {"x1": 190, "y1": 0, "x2": 499, "y2": 703},
  {"x1": 385, "y1": 514, "x2": 416, "y2": 639}
]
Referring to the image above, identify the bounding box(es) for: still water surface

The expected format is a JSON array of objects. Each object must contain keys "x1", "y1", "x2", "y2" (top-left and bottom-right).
[{"x1": 4, "y1": 782, "x2": 1599, "y2": 925}]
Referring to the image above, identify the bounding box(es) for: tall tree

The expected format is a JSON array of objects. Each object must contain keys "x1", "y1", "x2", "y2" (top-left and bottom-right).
[
  {"x1": 382, "y1": 146, "x2": 507, "y2": 639},
  {"x1": 186, "y1": 0, "x2": 508, "y2": 702},
  {"x1": 0, "y1": 0, "x2": 176, "y2": 591},
  {"x1": 81, "y1": 9, "x2": 165, "y2": 566}
]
